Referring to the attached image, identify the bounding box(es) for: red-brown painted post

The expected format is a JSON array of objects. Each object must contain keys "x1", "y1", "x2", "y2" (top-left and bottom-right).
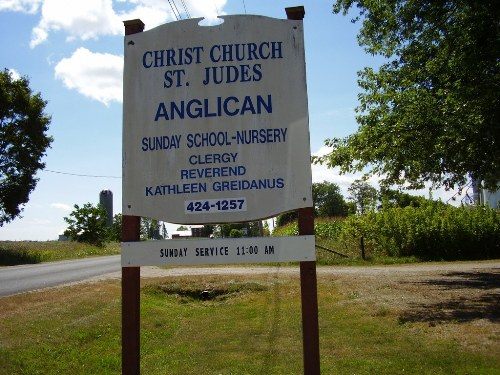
[
  {"x1": 286, "y1": 6, "x2": 321, "y2": 375},
  {"x1": 122, "y1": 19, "x2": 144, "y2": 375},
  {"x1": 298, "y1": 207, "x2": 320, "y2": 375}
]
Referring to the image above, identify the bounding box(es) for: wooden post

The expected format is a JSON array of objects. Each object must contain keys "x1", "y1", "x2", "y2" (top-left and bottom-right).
[
  {"x1": 286, "y1": 6, "x2": 321, "y2": 375},
  {"x1": 298, "y1": 208, "x2": 321, "y2": 375},
  {"x1": 122, "y1": 19, "x2": 144, "y2": 375}
]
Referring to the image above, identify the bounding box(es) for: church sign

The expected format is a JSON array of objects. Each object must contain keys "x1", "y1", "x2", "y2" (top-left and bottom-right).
[{"x1": 122, "y1": 15, "x2": 312, "y2": 224}]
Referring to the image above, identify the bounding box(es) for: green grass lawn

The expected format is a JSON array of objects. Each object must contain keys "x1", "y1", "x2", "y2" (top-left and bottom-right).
[
  {"x1": 0, "y1": 241, "x2": 120, "y2": 265},
  {"x1": 1, "y1": 273, "x2": 498, "y2": 374}
]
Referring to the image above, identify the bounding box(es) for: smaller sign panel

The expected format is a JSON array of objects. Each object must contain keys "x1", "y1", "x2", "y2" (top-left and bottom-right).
[{"x1": 121, "y1": 236, "x2": 315, "y2": 267}]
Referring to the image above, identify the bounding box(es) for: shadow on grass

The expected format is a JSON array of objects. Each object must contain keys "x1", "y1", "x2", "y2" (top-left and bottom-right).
[
  {"x1": 0, "y1": 249, "x2": 42, "y2": 266},
  {"x1": 399, "y1": 268, "x2": 500, "y2": 324}
]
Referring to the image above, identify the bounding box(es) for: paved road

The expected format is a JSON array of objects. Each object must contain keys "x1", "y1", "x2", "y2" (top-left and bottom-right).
[{"x1": 0, "y1": 255, "x2": 121, "y2": 297}]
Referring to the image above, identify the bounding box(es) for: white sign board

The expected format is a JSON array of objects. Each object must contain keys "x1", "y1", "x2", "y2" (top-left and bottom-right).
[
  {"x1": 122, "y1": 15, "x2": 312, "y2": 224},
  {"x1": 121, "y1": 236, "x2": 315, "y2": 267}
]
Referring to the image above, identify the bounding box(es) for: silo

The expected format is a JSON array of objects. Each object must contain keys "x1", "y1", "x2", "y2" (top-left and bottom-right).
[{"x1": 99, "y1": 190, "x2": 113, "y2": 227}]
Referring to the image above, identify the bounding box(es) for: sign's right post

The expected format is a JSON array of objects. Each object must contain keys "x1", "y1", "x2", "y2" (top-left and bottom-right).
[
  {"x1": 298, "y1": 207, "x2": 320, "y2": 375},
  {"x1": 285, "y1": 6, "x2": 321, "y2": 375}
]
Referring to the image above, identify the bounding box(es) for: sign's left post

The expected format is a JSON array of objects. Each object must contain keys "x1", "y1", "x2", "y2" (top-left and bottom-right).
[{"x1": 122, "y1": 19, "x2": 144, "y2": 375}]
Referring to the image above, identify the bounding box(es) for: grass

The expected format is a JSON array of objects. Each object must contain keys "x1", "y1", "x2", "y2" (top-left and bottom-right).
[
  {"x1": 0, "y1": 273, "x2": 498, "y2": 374},
  {"x1": 315, "y1": 237, "x2": 422, "y2": 266},
  {"x1": 0, "y1": 241, "x2": 120, "y2": 265}
]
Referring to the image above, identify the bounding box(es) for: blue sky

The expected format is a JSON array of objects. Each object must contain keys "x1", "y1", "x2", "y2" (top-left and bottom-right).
[{"x1": 0, "y1": 0, "x2": 461, "y2": 241}]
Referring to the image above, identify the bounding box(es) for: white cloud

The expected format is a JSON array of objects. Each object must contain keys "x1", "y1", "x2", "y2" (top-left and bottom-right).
[
  {"x1": 7, "y1": 68, "x2": 21, "y2": 80},
  {"x1": 311, "y1": 146, "x2": 373, "y2": 195},
  {"x1": 50, "y1": 203, "x2": 72, "y2": 211},
  {"x1": 0, "y1": 0, "x2": 42, "y2": 13},
  {"x1": 28, "y1": 0, "x2": 229, "y2": 48},
  {"x1": 120, "y1": 4, "x2": 170, "y2": 30},
  {"x1": 44, "y1": 0, "x2": 229, "y2": 105},
  {"x1": 30, "y1": 0, "x2": 122, "y2": 47},
  {"x1": 188, "y1": 0, "x2": 227, "y2": 23},
  {"x1": 54, "y1": 47, "x2": 123, "y2": 106}
]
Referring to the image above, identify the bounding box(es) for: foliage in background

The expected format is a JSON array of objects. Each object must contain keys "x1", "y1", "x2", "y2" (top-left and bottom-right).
[
  {"x1": 273, "y1": 202, "x2": 499, "y2": 262},
  {"x1": 340, "y1": 202, "x2": 500, "y2": 260},
  {"x1": 276, "y1": 211, "x2": 297, "y2": 227},
  {"x1": 272, "y1": 221, "x2": 298, "y2": 237},
  {"x1": 314, "y1": 218, "x2": 344, "y2": 240},
  {"x1": 316, "y1": 1, "x2": 500, "y2": 191},
  {"x1": 63, "y1": 203, "x2": 110, "y2": 247},
  {"x1": 0, "y1": 69, "x2": 53, "y2": 226},
  {"x1": 141, "y1": 217, "x2": 163, "y2": 240},
  {"x1": 108, "y1": 213, "x2": 122, "y2": 242},
  {"x1": 277, "y1": 181, "x2": 348, "y2": 226},
  {"x1": 229, "y1": 228, "x2": 243, "y2": 238},
  {"x1": 217, "y1": 221, "x2": 263, "y2": 238},
  {"x1": 313, "y1": 181, "x2": 349, "y2": 217},
  {"x1": 379, "y1": 187, "x2": 428, "y2": 209},
  {"x1": 347, "y1": 180, "x2": 378, "y2": 214},
  {"x1": 272, "y1": 218, "x2": 343, "y2": 240}
]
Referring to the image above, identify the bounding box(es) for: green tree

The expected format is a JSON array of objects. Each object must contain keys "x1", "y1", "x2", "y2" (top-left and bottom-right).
[
  {"x1": 347, "y1": 180, "x2": 377, "y2": 259},
  {"x1": 315, "y1": 1, "x2": 500, "y2": 191},
  {"x1": 229, "y1": 228, "x2": 243, "y2": 238},
  {"x1": 219, "y1": 223, "x2": 246, "y2": 238},
  {"x1": 348, "y1": 180, "x2": 378, "y2": 214},
  {"x1": 379, "y1": 187, "x2": 428, "y2": 209},
  {"x1": 108, "y1": 213, "x2": 122, "y2": 242},
  {"x1": 312, "y1": 181, "x2": 348, "y2": 217},
  {"x1": 277, "y1": 182, "x2": 348, "y2": 225},
  {"x1": 201, "y1": 224, "x2": 215, "y2": 237},
  {"x1": 141, "y1": 217, "x2": 162, "y2": 240},
  {"x1": 161, "y1": 222, "x2": 169, "y2": 239},
  {"x1": 216, "y1": 221, "x2": 262, "y2": 238},
  {"x1": 0, "y1": 69, "x2": 52, "y2": 225},
  {"x1": 63, "y1": 203, "x2": 109, "y2": 247},
  {"x1": 276, "y1": 211, "x2": 297, "y2": 227}
]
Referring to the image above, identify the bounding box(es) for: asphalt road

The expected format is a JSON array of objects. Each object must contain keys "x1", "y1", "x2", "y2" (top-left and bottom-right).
[{"x1": 0, "y1": 255, "x2": 121, "y2": 297}]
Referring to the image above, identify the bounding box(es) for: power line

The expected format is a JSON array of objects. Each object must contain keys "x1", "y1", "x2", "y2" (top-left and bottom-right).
[
  {"x1": 44, "y1": 169, "x2": 121, "y2": 179},
  {"x1": 242, "y1": 0, "x2": 247, "y2": 14},
  {"x1": 171, "y1": 0, "x2": 182, "y2": 19},
  {"x1": 167, "y1": 0, "x2": 181, "y2": 20},
  {"x1": 179, "y1": 0, "x2": 191, "y2": 18}
]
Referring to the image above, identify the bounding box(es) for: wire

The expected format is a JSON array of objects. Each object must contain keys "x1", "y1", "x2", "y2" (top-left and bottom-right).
[
  {"x1": 179, "y1": 0, "x2": 191, "y2": 18},
  {"x1": 446, "y1": 180, "x2": 472, "y2": 204},
  {"x1": 242, "y1": 0, "x2": 247, "y2": 14},
  {"x1": 44, "y1": 169, "x2": 121, "y2": 179},
  {"x1": 171, "y1": 0, "x2": 182, "y2": 19},
  {"x1": 167, "y1": 0, "x2": 181, "y2": 20}
]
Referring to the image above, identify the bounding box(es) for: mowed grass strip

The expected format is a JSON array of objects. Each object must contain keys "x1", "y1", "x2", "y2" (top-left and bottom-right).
[{"x1": 0, "y1": 272, "x2": 498, "y2": 374}]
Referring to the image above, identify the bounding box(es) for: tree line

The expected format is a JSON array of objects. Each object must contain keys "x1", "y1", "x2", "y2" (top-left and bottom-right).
[{"x1": 61, "y1": 180, "x2": 434, "y2": 247}]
